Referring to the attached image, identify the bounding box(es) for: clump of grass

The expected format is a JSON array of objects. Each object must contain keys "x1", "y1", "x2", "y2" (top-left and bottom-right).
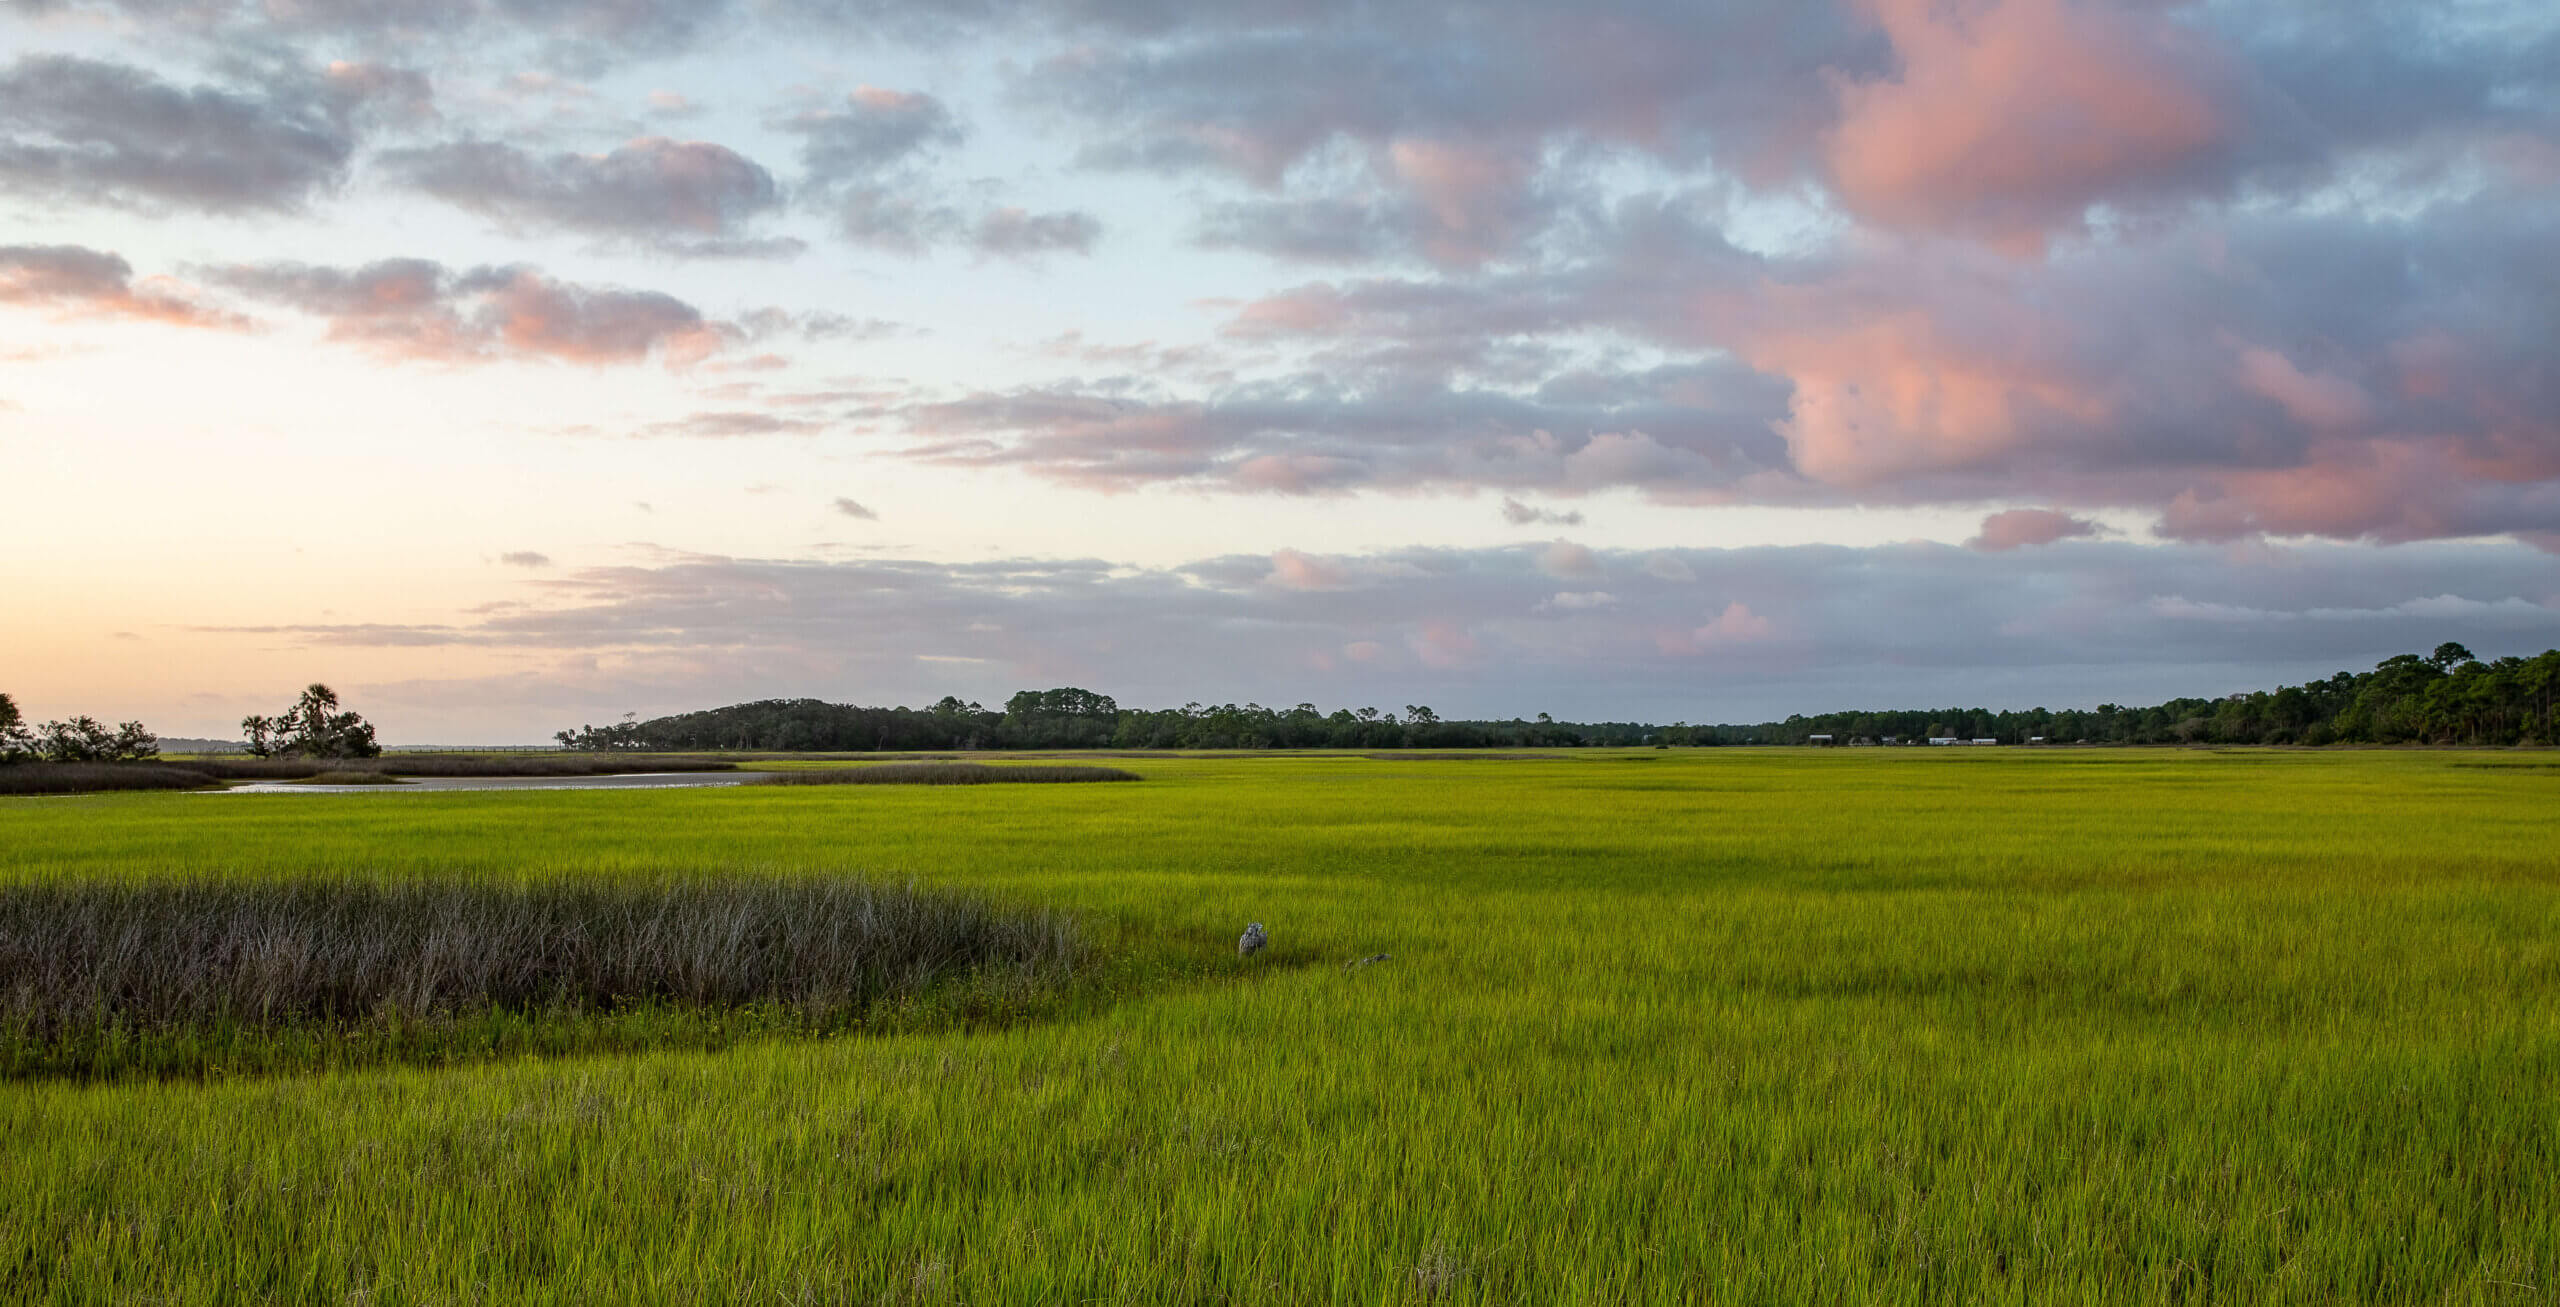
[
  {"x1": 762, "y1": 763, "x2": 1141, "y2": 785},
  {"x1": 0, "y1": 873, "x2": 1078, "y2": 1080},
  {"x1": 0, "y1": 764, "x2": 217, "y2": 797},
  {"x1": 295, "y1": 771, "x2": 406, "y2": 785}
]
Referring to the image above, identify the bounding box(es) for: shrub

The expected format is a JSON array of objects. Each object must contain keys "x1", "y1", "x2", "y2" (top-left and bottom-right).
[{"x1": 761, "y1": 763, "x2": 1141, "y2": 785}]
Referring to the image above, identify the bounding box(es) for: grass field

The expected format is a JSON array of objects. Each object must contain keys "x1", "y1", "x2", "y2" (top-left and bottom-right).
[{"x1": 3, "y1": 749, "x2": 2555, "y2": 1303}]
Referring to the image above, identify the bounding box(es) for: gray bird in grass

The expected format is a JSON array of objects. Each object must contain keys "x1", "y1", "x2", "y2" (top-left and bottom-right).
[{"x1": 1238, "y1": 922, "x2": 1267, "y2": 958}]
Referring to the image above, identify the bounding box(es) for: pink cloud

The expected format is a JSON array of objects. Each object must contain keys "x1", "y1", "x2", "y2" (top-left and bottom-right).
[
  {"x1": 1411, "y1": 619, "x2": 1478, "y2": 668},
  {"x1": 1538, "y1": 540, "x2": 1602, "y2": 580},
  {"x1": 1232, "y1": 453, "x2": 1370, "y2": 494},
  {"x1": 2157, "y1": 439, "x2": 2438, "y2": 542},
  {"x1": 2151, "y1": 434, "x2": 2560, "y2": 545},
  {"x1": 1226, "y1": 284, "x2": 1349, "y2": 336},
  {"x1": 2235, "y1": 344, "x2": 2371, "y2": 432},
  {"x1": 208, "y1": 259, "x2": 727, "y2": 368},
  {"x1": 1823, "y1": 0, "x2": 2243, "y2": 251},
  {"x1": 1968, "y1": 507, "x2": 2100, "y2": 551},
  {"x1": 1268, "y1": 548, "x2": 1351, "y2": 590},
  {"x1": 1658, "y1": 601, "x2": 1777, "y2": 655},
  {"x1": 1699, "y1": 601, "x2": 1774, "y2": 643},
  {"x1": 1383, "y1": 139, "x2": 1539, "y2": 265},
  {"x1": 1736, "y1": 290, "x2": 2110, "y2": 487},
  {"x1": 0, "y1": 245, "x2": 248, "y2": 330},
  {"x1": 481, "y1": 270, "x2": 725, "y2": 366}
]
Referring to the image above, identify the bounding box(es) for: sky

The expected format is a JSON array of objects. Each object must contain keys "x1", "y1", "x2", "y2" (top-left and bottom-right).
[{"x1": 3, "y1": 0, "x2": 2556, "y2": 742}]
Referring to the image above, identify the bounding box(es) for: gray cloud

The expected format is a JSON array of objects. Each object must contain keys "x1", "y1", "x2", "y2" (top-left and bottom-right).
[
  {"x1": 1196, "y1": 195, "x2": 1411, "y2": 265},
  {"x1": 971, "y1": 206, "x2": 1100, "y2": 257},
  {"x1": 1016, "y1": 185, "x2": 2560, "y2": 543},
  {"x1": 786, "y1": 87, "x2": 963, "y2": 179},
  {"x1": 498, "y1": 550, "x2": 553, "y2": 567},
  {"x1": 825, "y1": 185, "x2": 963, "y2": 254},
  {"x1": 642, "y1": 410, "x2": 825, "y2": 437},
  {"x1": 30, "y1": 0, "x2": 2553, "y2": 225},
  {"x1": 0, "y1": 243, "x2": 248, "y2": 328},
  {"x1": 202, "y1": 537, "x2": 2560, "y2": 726},
  {"x1": 775, "y1": 85, "x2": 1098, "y2": 259},
  {"x1": 1968, "y1": 509, "x2": 2099, "y2": 553},
  {"x1": 815, "y1": 183, "x2": 1102, "y2": 260},
  {"x1": 1501, "y1": 498, "x2": 1584, "y2": 527},
  {"x1": 21, "y1": 0, "x2": 744, "y2": 71},
  {"x1": 0, "y1": 54, "x2": 424, "y2": 214},
  {"x1": 893, "y1": 358, "x2": 1794, "y2": 496},
  {"x1": 833, "y1": 497, "x2": 877, "y2": 520},
  {"x1": 11, "y1": 0, "x2": 2555, "y2": 563},
  {"x1": 1010, "y1": 0, "x2": 2553, "y2": 261},
  {"x1": 204, "y1": 257, "x2": 725, "y2": 366},
  {"x1": 380, "y1": 135, "x2": 788, "y2": 255},
  {"x1": 729, "y1": 307, "x2": 904, "y2": 342}
]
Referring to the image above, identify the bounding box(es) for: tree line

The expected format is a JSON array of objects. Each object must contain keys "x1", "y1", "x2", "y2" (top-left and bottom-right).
[
  {"x1": 0, "y1": 684, "x2": 380, "y2": 766},
  {"x1": 0, "y1": 694, "x2": 159, "y2": 763},
  {"x1": 554, "y1": 643, "x2": 2560, "y2": 753},
  {"x1": 1727, "y1": 643, "x2": 2560, "y2": 747}
]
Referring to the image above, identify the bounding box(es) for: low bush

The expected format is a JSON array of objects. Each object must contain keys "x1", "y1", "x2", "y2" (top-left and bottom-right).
[
  {"x1": 0, "y1": 873, "x2": 1078, "y2": 1079},
  {"x1": 762, "y1": 763, "x2": 1141, "y2": 785},
  {"x1": 0, "y1": 764, "x2": 216, "y2": 797},
  {"x1": 298, "y1": 771, "x2": 405, "y2": 785}
]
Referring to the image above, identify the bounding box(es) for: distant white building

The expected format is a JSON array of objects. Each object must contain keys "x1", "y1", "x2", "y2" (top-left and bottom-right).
[
  {"x1": 1807, "y1": 734, "x2": 1836, "y2": 746},
  {"x1": 1970, "y1": 738, "x2": 1998, "y2": 746},
  {"x1": 1928, "y1": 736, "x2": 1959, "y2": 746}
]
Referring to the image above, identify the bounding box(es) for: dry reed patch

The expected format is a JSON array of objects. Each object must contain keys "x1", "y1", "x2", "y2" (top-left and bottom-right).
[
  {"x1": 0, "y1": 764, "x2": 217, "y2": 796},
  {"x1": 0, "y1": 874, "x2": 1077, "y2": 1075}
]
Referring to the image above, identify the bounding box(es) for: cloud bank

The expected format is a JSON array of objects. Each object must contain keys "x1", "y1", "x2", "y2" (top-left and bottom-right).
[{"x1": 209, "y1": 538, "x2": 2560, "y2": 725}]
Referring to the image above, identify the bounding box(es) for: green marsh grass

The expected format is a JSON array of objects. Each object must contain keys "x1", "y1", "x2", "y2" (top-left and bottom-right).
[
  {"x1": 759, "y1": 762, "x2": 1143, "y2": 785},
  {"x1": 2, "y1": 749, "x2": 2556, "y2": 1302}
]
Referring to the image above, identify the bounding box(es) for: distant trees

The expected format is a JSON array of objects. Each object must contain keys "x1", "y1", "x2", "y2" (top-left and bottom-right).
[
  {"x1": 33, "y1": 717, "x2": 160, "y2": 763},
  {"x1": 545, "y1": 644, "x2": 2560, "y2": 755},
  {"x1": 0, "y1": 693, "x2": 160, "y2": 763},
  {"x1": 1003, "y1": 687, "x2": 1120, "y2": 748},
  {"x1": 567, "y1": 691, "x2": 1652, "y2": 752},
  {"x1": 1727, "y1": 646, "x2": 2560, "y2": 747},
  {"x1": 0, "y1": 694, "x2": 33, "y2": 763},
  {"x1": 555, "y1": 713, "x2": 647, "y2": 751},
  {"x1": 242, "y1": 684, "x2": 381, "y2": 759}
]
